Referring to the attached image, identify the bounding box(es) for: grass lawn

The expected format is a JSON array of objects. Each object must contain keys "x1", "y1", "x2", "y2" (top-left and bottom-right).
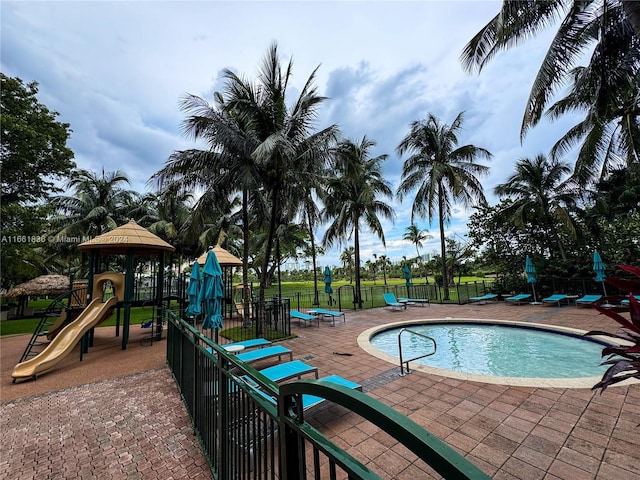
[{"x1": 0, "y1": 304, "x2": 159, "y2": 337}]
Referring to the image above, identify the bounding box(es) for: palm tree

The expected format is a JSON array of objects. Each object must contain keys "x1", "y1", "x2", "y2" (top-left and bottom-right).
[
  {"x1": 403, "y1": 224, "x2": 432, "y2": 259},
  {"x1": 403, "y1": 224, "x2": 432, "y2": 283},
  {"x1": 396, "y1": 112, "x2": 491, "y2": 300},
  {"x1": 151, "y1": 89, "x2": 262, "y2": 327},
  {"x1": 378, "y1": 254, "x2": 390, "y2": 285},
  {"x1": 50, "y1": 168, "x2": 134, "y2": 239},
  {"x1": 461, "y1": 1, "x2": 639, "y2": 184},
  {"x1": 222, "y1": 43, "x2": 338, "y2": 315},
  {"x1": 546, "y1": 8, "x2": 640, "y2": 185},
  {"x1": 494, "y1": 154, "x2": 579, "y2": 261},
  {"x1": 322, "y1": 136, "x2": 395, "y2": 308},
  {"x1": 340, "y1": 247, "x2": 355, "y2": 284}
]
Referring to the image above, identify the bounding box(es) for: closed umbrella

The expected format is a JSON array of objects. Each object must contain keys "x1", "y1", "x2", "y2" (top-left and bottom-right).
[
  {"x1": 593, "y1": 251, "x2": 610, "y2": 304},
  {"x1": 184, "y1": 261, "x2": 201, "y2": 320},
  {"x1": 198, "y1": 249, "x2": 224, "y2": 338},
  {"x1": 403, "y1": 264, "x2": 412, "y2": 287},
  {"x1": 324, "y1": 267, "x2": 333, "y2": 305},
  {"x1": 525, "y1": 256, "x2": 541, "y2": 304}
]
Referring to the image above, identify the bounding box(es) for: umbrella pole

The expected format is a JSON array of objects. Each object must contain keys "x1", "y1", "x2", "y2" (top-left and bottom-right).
[{"x1": 530, "y1": 283, "x2": 542, "y2": 305}]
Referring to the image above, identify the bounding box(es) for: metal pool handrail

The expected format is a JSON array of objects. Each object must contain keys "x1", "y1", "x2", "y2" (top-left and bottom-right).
[{"x1": 398, "y1": 327, "x2": 437, "y2": 376}]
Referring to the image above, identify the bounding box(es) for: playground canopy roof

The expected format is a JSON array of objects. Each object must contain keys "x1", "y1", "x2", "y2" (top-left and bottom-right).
[
  {"x1": 78, "y1": 219, "x2": 176, "y2": 255},
  {"x1": 5, "y1": 274, "x2": 71, "y2": 298},
  {"x1": 197, "y1": 246, "x2": 242, "y2": 267}
]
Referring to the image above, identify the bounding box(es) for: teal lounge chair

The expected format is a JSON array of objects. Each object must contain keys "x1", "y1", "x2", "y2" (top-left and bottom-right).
[
  {"x1": 383, "y1": 293, "x2": 406, "y2": 310},
  {"x1": 223, "y1": 338, "x2": 272, "y2": 350},
  {"x1": 575, "y1": 295, "x2": 602, "y2": 307},
  {"x1": 398, "y1": 296, "x2": 430, "y2": 307},
  {"x1": 542, "y1": 294, "x2": 568, "y2": 306},
  {"x1": 621, "y1": 295, "x2": 640, "y2": 306},
  {"x1": 469, "y1": 293, "x2": 498, "y2": 304},
  {"x1": 244, "y1": 360, "x2": 319, "y2": 385},
  {"x1": 505, "y1": 294, "x2": 532, "y2": 305},
  {"x1": 290, "y1": 310, "x2": 319, "y2": 327},
  {"x1": 245, "y1": 374, "x2": 362, "y2": 412},
  {"x1": 309, "y1": 308, "x2": 346, "y2": 325},
  {"x1": 236, "y1": 345, "x2": 293, "y2": 364}
]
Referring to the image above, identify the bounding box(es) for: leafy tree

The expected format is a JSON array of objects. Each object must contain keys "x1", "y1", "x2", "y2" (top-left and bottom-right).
[
  {"x1": 0, "y1": 74, "x2": 75, "y2": 287},
  {"x1": 396, "y1": 112, "x2": 491, "y2": 299},
  {"x1": 0, "y1": 74, "x2": 75, "y2": 205},
  {"x1": 322, "y1": 136, "x2": 395, "y2": 308},
  {"x1": 0, "y1": 204, "x2": 54, "y2": 288}
]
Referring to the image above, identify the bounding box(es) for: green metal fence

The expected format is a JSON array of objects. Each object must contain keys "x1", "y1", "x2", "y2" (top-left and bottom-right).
[{"x1": 166, "y1": 311, "x2": 489, "y2": 479}]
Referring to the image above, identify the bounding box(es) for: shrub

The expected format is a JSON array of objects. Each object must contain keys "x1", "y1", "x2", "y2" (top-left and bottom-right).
[{"x1": 586, "y1": 265, "x2": 640, "y2": 392}]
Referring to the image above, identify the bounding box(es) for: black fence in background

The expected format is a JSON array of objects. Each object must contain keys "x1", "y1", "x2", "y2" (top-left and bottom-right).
[{"x1": 284, "y1": 276, "x2": 624, "y2": 311}]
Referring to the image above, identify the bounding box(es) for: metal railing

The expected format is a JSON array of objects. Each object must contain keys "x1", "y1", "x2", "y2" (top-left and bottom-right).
[
  {"x1": 398, "y1": 328, "x2": 437, "y2": 376},
  {"x1": 166, "y1": 311, "x2": 489, "y2": 479}
]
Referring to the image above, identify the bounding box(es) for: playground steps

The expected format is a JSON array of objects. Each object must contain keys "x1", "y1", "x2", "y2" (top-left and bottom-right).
[
  {"x1": 17, "y1": 287, "x2": 86, "y2": 364},
  {"x1": 18, "y1": 311, "x2": 61, "y2": 363}
]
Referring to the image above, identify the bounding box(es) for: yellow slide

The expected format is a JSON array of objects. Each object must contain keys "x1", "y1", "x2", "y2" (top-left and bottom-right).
[{"x1": 12, "y1": 296, "x2": 117, "y2": 381}]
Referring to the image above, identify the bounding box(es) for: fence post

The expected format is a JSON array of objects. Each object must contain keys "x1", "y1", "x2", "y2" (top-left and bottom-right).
[
  {"x1": 218, "y1": 354, "x2": 231, "y2": 480},
  {"x1": 279, "y1": 394, "x2": 303, "y2": 479}
]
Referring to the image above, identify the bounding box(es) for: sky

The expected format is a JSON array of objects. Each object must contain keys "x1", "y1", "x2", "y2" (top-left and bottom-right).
[{"x1": 1, "y1": 1, "x2": 582, "y2": 269}]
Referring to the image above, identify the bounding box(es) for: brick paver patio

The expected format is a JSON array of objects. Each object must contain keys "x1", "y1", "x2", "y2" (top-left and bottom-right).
[{"x1": 1, "y1": 302, "x2": 639, "y2": 479}]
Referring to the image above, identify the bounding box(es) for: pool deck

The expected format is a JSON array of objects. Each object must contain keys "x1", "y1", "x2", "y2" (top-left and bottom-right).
[{"x1": 1, "y1": 302, "x2": 639, "y2": 479}]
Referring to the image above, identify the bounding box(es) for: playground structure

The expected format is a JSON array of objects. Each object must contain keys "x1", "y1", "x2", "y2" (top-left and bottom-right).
[
  {"x1": 11, "y1": 219, "x2": 176, "y2": 383},
  {"x1": 11, "y1": 273, "x2": 124, "y2": 381}
]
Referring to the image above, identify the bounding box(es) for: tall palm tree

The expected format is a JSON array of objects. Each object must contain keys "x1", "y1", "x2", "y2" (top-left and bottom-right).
[
  {"x1": 322, "y1": 136, "x2": 394, "y2": 308},
  {"x1": 494, "y1": 154, "x2": 579, "y2": 261},
  {"x1": 151, "y1": 89, "x2": 263, "y2": 327},
  {"x1": 461, "y1": 1, "x2": 639, "y2": 184},
  {"x1": 396, "y1": 112, "x2": 491, "y2": 300},
  {"x1": 222, "y1": 43, "x2": 338, "y2": 313}
]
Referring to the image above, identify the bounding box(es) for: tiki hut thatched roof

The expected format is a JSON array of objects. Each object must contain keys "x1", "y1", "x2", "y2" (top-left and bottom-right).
[
  {"x1": 197, "y1": 245, "x2": 242, "y2": 267},
  {"x1": 78, "y1": 219, "x2": 175, "y2": 255},
  {"x1": 5, "y1": 274, "x2": 72, "y2": 298}
]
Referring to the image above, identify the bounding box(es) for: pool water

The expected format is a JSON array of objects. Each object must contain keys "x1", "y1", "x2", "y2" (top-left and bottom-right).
[{"x1": 370, "y1": 322, "x2": 609, "y2": 378}]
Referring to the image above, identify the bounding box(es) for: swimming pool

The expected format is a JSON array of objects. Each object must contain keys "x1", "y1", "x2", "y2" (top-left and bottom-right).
[{"x1": 358, "y1": 319, "x2": 615, "y2": 388}]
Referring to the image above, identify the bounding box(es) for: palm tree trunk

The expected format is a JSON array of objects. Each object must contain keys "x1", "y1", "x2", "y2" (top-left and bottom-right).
[
  {"x1": 354, "y1": 226, "x2": 362, "y2": 309},
  {"x1": 307, "y1": 210, "x2": 319, "y2": 306},
  {"x1": 438, "y1": 186, "x2": 450, "y2": 300},
  {"x1": 242, "y1": 189, "x2": 251, "y2": 328},
  {"x1": 258, "y1": 188, "x2": 280, "y2": 334}
]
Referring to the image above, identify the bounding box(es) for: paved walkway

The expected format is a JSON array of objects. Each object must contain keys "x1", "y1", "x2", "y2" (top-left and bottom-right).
[{"x1": 1, "y1": 302, "x2": 639, "y2": 479}]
